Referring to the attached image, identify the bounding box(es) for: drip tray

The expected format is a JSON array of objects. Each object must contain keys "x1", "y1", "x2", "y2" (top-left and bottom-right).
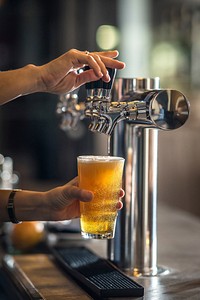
[{"x1": 51, "y1": 246, "x2": 144, "y2": 299}]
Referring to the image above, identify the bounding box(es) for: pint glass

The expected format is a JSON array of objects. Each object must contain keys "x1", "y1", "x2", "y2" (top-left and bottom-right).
[{"x1": 77, "y1": 155, "x2": 124, "y2": 239}]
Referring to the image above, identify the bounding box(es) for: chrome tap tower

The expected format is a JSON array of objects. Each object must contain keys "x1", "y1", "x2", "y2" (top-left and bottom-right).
[{"x1": 57, "y1": 71, "x2": 189, "y2": 276}]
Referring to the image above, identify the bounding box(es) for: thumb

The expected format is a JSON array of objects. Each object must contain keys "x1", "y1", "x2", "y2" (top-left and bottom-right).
[{"x1": 62, "y1": 185, "x2": 93, "y2": 203}]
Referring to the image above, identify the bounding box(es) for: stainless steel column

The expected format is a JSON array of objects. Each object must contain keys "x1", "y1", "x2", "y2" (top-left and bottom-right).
[
  {"x1": 107, "y1": 78, "x2": 160, "y2": 276},
  {"x1": 133, "y1": 127, "x2": 158, "y2": 276}
]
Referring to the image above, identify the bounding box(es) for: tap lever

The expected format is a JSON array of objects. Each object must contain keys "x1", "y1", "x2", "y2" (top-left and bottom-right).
[
  {"x1": 85, "y1": 79, "x2": 103, "y2": 90},
  {"x1": 84, "y1": 66, "x2": 103, "y2": 90},
  {"x1": 84, "y1": 66, "x2": 116, "y2": 89},
  {"x1": 103, "y1": 68, "x2": 117, "y2": 89},
  {"x1": 101, "y1": 68, "x2": 117, "y2": 100}
]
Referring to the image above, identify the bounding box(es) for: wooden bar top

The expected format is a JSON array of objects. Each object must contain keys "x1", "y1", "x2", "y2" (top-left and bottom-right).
[{"x1": 1, "y1": 203, "x2": 200, "y2": 299}]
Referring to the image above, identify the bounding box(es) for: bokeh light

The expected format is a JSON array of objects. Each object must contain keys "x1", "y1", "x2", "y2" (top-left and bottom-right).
[
  {"x1": 96, "y1": 25, "x2": 120, "y2": 50},
  {"x1": 151, "y1": 42, "x2": 188, "y2": 78}
]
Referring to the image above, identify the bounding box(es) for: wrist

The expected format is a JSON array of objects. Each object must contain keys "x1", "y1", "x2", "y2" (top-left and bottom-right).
[
  {"x1": 14, "y1": 190, "x2": 49, "y2": 222},
  {"x1": 21, "y1": 64, "x2": 41, "y2": 95}
]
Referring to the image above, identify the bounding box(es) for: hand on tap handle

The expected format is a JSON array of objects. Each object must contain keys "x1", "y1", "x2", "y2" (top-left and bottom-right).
[{"x1": 0, "y1": 49, "x2": 125, "y2": 105}]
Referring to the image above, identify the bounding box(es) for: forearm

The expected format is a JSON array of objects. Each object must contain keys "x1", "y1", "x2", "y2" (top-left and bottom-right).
[
  {"x1": 0, "y1": 64, "x2": 41, "y2": 105},
  {"x1": 0, "y1": 190, "x2": 49, "y2": 222}
]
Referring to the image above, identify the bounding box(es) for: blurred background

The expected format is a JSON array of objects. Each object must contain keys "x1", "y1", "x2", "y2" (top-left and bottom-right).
[{"x1": 0, "y1": 0, "x2": 200, "y2": 217}]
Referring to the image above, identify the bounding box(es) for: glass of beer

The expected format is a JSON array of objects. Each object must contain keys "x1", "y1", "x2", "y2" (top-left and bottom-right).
[{"x1": 77, "y1": 155, "x2": 124, "y2": 239}]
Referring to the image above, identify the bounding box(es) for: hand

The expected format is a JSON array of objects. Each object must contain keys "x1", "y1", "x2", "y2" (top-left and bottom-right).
[
  {"x1": 46, "y1": 177, "x2": 124, "y2": 221},
  {"x1": 39, "y1": 49, "x2": 125, "y2": 94}
]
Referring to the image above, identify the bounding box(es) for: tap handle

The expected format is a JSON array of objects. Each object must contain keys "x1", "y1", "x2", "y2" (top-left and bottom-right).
[
  {"x1": 84, "y1": 67, "x2": 116, "y2": 90},
  {"x1": 84, "y1": 66, "x2": 103, "y2": 89},
  {"x1": 103, "y1": 68, "x2": 116, "y2": 90}
]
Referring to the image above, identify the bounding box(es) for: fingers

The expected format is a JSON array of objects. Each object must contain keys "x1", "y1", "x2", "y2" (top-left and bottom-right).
[
  {"x1": 116, "y1": 188, "x2": 125, "y2": 211},
  {"x1": 116, "y1": 200, "x2": 123, "y2": 210},
  {"x1": 96, "y1": 55, "x2": 125, "y2": 71},
  {"x1": 83, "y1": 53, "x2": 105, "y2": 79},
  {"x1": 89, "y1": 53, "x2": 110, "y2": 82},
  {"x1": 83, "y1": 52, "x2": 125, "y2": 83},
  {"x1": 93, "y1": 50, "x2": 120, "y2": 59},
  {"x1": 69, "y1": 49, "x2": 125, "y2": 81},
  {"x1": 119, "y1": 188, "x2": 125, "y2": 198},
  {"x1": 86, "y1": 51, "x2": 125, "y2": 79}
]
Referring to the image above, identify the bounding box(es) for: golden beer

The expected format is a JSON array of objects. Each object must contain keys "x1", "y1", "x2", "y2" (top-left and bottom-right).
[{"x1": 77, "y1": 155, "x2": 124, "y2": 239}]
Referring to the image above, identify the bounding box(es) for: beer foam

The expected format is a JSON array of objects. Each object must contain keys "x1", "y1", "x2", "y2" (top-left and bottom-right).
[{"x1": 78, "y1": 155, "x2": 124, "y2": 163}]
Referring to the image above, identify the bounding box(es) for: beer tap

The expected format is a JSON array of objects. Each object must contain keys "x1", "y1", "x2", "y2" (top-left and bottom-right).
[
  {"x1": 84, "y1": 67, "x2": 117, "y2": 134},
  {"x1": 56, "y1": 89, "x2": 85, "y2": 131},
  {"x1": 102, "y1": 77, "x2": 189, "y2": 276},
  {"x1": 85, "y1": 76, "x2": 189, "y2": 134},
  {"x1": 57, "y1": 70, "x2": 190, "y2": 277}
]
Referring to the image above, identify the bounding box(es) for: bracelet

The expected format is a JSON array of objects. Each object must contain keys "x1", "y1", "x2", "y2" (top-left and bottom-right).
[{"x1": 7, "y1": 189, "x2": 22, "y2": 224}]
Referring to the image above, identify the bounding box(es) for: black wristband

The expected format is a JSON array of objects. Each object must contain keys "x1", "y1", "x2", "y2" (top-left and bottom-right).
[{"x1": 7, "y1": 189, "x2": 22, "y2": 224}]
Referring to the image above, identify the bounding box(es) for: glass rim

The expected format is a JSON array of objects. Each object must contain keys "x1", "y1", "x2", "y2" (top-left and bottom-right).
[{"x1": 77, "y1": 155, "x2": 124, "y2": 161}]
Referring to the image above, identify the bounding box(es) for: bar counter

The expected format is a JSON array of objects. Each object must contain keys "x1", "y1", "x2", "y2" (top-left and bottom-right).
[{"x1": 1, "y1": 203, "x2": 200, "y2": 299}]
